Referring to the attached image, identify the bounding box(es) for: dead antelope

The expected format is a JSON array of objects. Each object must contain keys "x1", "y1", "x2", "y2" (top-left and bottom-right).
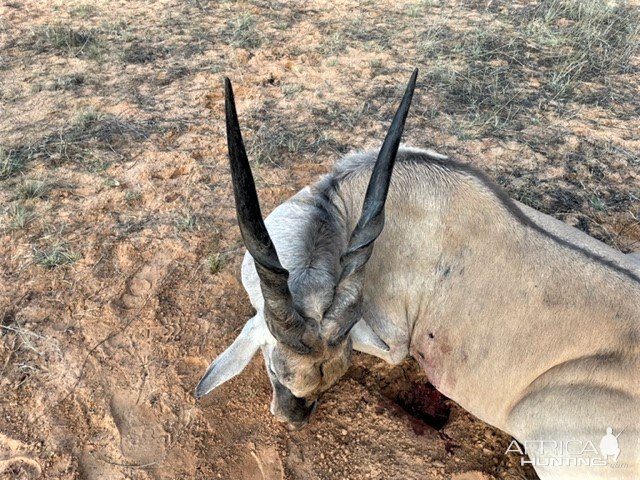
[{"x1": 196, "y1": 70, "x2": 640, "y2": 479}]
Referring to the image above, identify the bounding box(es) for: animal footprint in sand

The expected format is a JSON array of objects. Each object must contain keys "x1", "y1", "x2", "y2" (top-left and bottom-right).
[
  {"x1": 109, "y1": 390, "x2": 169, "y2": 466},
  {"x1": 119, "y1": 256, "x2": 172, "y2": 309},
  {"x1": 0, "y1": 433, "x2": 42, "y2": 479}
]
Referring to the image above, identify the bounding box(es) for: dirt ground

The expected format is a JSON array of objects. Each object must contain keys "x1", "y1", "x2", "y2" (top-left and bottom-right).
[{"x1": 1, "y1": 0, "x2": 638, "y2": 479}]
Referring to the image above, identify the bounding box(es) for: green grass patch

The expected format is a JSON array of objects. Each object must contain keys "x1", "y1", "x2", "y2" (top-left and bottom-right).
[{"x1": 206, "y1": 252, "x2": 225, "y2": 275}]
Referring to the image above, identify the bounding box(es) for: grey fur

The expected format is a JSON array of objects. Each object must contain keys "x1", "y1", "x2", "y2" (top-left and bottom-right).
[{"x1": 199, "y1": 146, "x2": 640, "y2": 479}]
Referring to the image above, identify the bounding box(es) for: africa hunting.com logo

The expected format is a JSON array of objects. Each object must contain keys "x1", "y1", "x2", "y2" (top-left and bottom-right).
[{"x1": 505, "y1": 427, "x2": 628, "y2": 468}]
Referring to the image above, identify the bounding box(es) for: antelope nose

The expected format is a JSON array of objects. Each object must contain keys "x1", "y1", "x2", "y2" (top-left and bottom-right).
[
  {"x1": 285, "y1": 400, "x2": 318, "y2": 430},
  {"x1": 271, "y1": 410, "x2": 308, "y2": 430},
  {"x1": 271, "y1": 399, "x2": 318, "y2": 430}
]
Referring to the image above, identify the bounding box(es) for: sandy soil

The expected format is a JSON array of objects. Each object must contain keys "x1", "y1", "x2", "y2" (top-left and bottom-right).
[{"x1": 1, "y1": 0, "x2": 638, "y2": 479}]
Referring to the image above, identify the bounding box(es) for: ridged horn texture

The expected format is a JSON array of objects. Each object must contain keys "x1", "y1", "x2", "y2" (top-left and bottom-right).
[
  {"x1": 225, "y1": 78, "x2": 313, "y2": 354},
  {"x1": 331, "y1": 69, "x2": 418, "y2": 342}
]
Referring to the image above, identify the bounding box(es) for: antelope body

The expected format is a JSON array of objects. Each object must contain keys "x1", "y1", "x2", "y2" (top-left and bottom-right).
[{"x1": 197, "y1": 71, "x2": 640, "y2": 480}]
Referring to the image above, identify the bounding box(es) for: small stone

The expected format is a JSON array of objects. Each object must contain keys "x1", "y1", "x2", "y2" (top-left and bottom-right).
[{"x1": 341, "y1": 429, "x2": 348, "y2": 436}]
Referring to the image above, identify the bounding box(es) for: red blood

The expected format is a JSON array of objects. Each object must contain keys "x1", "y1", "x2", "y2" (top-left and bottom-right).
[{"x1": 390, "y1": 381, "x2": 451, "y2": 435}]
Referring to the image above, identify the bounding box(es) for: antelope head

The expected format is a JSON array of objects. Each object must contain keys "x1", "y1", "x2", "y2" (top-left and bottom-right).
[{"x1": 196, "y1": 70, "x2": 417, "y2": 429}]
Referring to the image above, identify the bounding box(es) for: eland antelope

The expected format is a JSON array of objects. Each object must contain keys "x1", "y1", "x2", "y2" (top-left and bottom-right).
[{"x1": 196, "y1": 70, "x2": 640, "y2": 479}]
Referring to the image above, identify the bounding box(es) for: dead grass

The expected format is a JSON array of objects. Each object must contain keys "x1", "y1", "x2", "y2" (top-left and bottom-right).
[
  {"x1": 124, "y1": 190, "x2": 143, "y2": 205},
  {"x1": 0, "y1": 148, "x2": 26, "y2": 179},
  {"x1": 33, "y1": 244, "x2": 80, "y2": 269},
  {"x1": 48, "y1": 73, "x2": 86, "y2": 91},
  {"x1": 223, "y1": 13, "x2": 262, "y2": 49},
  {"x1": 3, "y1": 203, "x2": 35, "y2": 231},
  {"x1": 69, "y1": 4, "x2": 100, "y2": 19},
  {"x1": 122, "y1": 41, "x2": 168, "y2": 64},
  {"x1": 175, "y1": 212, "x2": 198, "y2": 231},
  {"x1": 16, "y1": 179, "x2": 51, "y2": 200},
  {"x1": 247, "y1": 123, "x2": 340, "y2": 166},
  {"x1": 244, "y1": 100, "x2": 345, "y2": 166},
  {"x1": 31, "y1": 24, "x2": 99, "y2": 57},
  {"x1": 495, "y1": 136, "x2": 639, "y2": 251},
  {"x1": 0, "y1": 113, "x2": 169, "y2": 178},
  {"x1": 413, "y1": 0, "x2": 639, "y2": 138},
  {"x1": 1, "y1": 0, "x2": 636, "y2": 253},
  {"x1": 0, "y1": 1, "x2": 637, "y2": 479},
  {"x1": 528, "y1": 0, "x2": 638, "y2": 72}
]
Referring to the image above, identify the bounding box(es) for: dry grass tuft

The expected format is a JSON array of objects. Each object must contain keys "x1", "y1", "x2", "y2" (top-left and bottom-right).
[
  {"x1": 34, "y1": 244, "x2": 80, "y2": 269},
  {"x1": 32, "y1": 24, "x2": 99, "y2": 56},
  {"x1": 4, "y1": 203, "x2": 35, "y2": 231},
  {"x1": 224, "y1": 14, "x2": 262, "y2": 49},
  {"x1": 0, "y1": 148, "x2": 26, "y2": 179}
]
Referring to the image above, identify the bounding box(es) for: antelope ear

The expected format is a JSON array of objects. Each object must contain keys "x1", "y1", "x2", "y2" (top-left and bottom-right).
[
  {"x1": 195, "y1": 315, "x2": 268, "y2": 399},
  {"x1": 350, "y1": 318, "x2": 390, "y2": 357}
]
